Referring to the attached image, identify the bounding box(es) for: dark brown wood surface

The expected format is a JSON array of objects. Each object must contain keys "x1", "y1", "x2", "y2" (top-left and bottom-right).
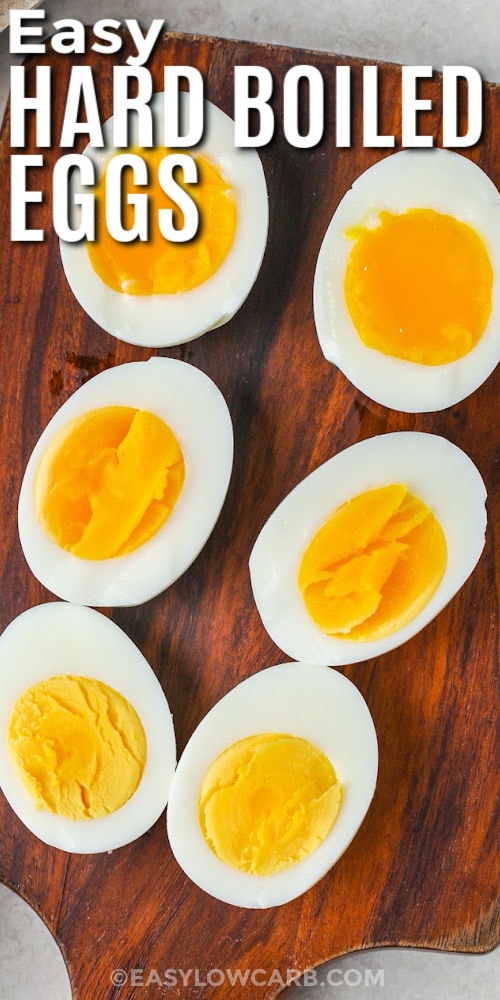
[{"x1": 0, "y1": 32, "x2": 499, "y2": 1000}]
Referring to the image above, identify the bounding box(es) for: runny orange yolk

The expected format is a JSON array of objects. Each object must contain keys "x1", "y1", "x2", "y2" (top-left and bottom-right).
[
  {"x1": 35, "y1": 407, "x2": 185, "y2": 560},
  {"x1": 199, "y1": 733, "x2": 342, "y2": 876},
  {"x1": 8, "y1": 675, "x2": 146, "y2": 820},
  {"x1": 298, "y1": 484, "x2": 447, "y2": 641},
  {"x1": 87, "y1": 147, "x2": 237, "y2": 295},
  {"x1": 344, "y1": 208, "x2": 493, "y2": 365}
]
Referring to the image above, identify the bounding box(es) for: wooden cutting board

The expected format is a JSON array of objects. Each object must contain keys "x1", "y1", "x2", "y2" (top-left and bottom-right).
[{"x1": 0, "y1": 31, "x2": 498, "y2": 1000}]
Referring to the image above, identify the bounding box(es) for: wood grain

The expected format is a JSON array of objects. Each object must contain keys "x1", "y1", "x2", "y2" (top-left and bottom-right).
[{"x1": 0, "y1": 32, "x2": 499, "y2": 1000}]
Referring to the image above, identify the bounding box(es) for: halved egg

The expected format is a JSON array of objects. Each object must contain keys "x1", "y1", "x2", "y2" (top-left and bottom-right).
[
  {"x1": 249, "y1": 432, "x2": 487, "y2": 666},
  {"x1": 166, "y1": 661, "x2": 378, "y2": 908},
  {"x1": 60, "y1": 91, "x2": 269, "y2": 347},
  {"x1": 313, "y1": 149, "x2": 500, "y2": 411},
  {"x1": 18, "y1": 357, "x2": 233, "y2": 606},
  {"x1": 0, "y1": 602, "x2": 176, "y2": 853}
]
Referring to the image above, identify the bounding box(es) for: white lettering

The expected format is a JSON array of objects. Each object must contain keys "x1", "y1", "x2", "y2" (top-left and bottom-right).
[
  {"x1": 283, "y1": 65, "x2": 324, "y2": 148},
  {"x1": 233, "y1": 66, "x2": 274, "y2": 146},
  {"x1": 442, "y1": 66, "x2": 482, "y2": 146},
  {"x1": 225, "y1": 969, "x2": 252, "y2": 987},
  {"x1": 250, "y1": 969, "x2": 268, "y2": 987},
  {"x1": 9, "y1": 13, "x2": 163, "y2": 65},
  {"x1": 11, "y1": 155, "x2": 44, "y2": 240},
  {"x1": 363, "y1": 66, "x2": 395, "y2": 147},
  {"x1": 402, "y1": 66, "x2": 434, "y2": 147},
  {"x1": 163, "y1": 67, "x2": 204, "y2": 146},
  {"x1": 366, "y1": 968, "x2": 385, "y2": 987},
  {"x1": 345, "y1": 968, "x2": 363, "y2": 987},
  {"x1": 125, "y1": 19, "x2": 164, "y2": 67},
  {"x1": 267, "y1": 970, "x2": 287, "y2": 988},
  {"x1": 112, "y1": 67, "x2": 153, "y2": 147},
  {"x1": 327, "y1": 967, "x2": 344, "y2": 986},
  {"x1": 145, "y1": 970, "x2": 163, "y2": 987},
  {"x1": 53, "y1": 154, "x2": 95, "y2": 241},
  {"x1": 336, "y1": 65, "x2": 351, "y2": 147},
  {"x1": 162, "y1": 971, "x2": 178, "y2": 988},
  {"x1": 9, "y1": 9, "x2": 45, "y2": 54},
  {"x1": 51, "y1": 19, "x2": 85, "y2": 55},
  {"x1": 301, "y1": 969, "x2": 319, "y2": 987},
  {"x1": 59, "y1": 67, "x2": 103, "y2": 147},
  {"x1": 92, "y1": 19, "x2": 123, "y2": 56},
  {"x1": 10, "y1": 66, "x2": 51, "y2": 147},
  {"x1": 158, "y1": 154, "x2": 199, "y2": 242},
  {"x1": 206, "y1": 970, "x2": 225, "y2": 987},
  {"x1": 106, "y1": 153, "x2": 148, "y2": 242}
]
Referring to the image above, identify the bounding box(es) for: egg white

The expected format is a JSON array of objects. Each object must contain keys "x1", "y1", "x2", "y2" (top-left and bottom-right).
[
  {"x1": 166, "y1": 661, "x2": 377, "y2": 908},
  {"x1": 249, "y1": 432, "x2": 487, "y2": 666},
  {"x1": 0, "y1": 602, "x2": 176, "y2": 854},
  {"x1": 60, "y1": 91, "x2": 269, "y2": 348},
  {"x1": 18, "y1": 357, "x2": 234, "y2": 607},
  {"x1": 313, "y1": 149, "x2": 500, "y2": 412}
]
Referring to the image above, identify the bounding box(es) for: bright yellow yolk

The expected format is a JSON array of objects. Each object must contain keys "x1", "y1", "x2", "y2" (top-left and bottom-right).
[
  {"x1": 299, "y1": 484, "x2": 447, "y2": 641},
  {"x1": 35, "y1": 406, "x2": 185, "y2": 560},
  {"x1": 344, "y1": 208, "x2": 493, "y2": 364},
  {"x1": 87, "y1": 147, "x2": 237, "y2": 294},
  {"x1": 8, "y1": 676, "x2": 146, "y2": 820},
  {"x1": 199, "y1": 733, "x2": 342, "y2": 876}
]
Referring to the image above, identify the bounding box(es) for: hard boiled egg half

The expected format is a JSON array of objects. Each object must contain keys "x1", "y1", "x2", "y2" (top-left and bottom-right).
[
  {"x1": 0, "y1": 602, "x2": 176, "y2": 853},
  {"x1": 60, "y1": 91, "x2": 269, "y2": 347},
  {"x1": 167, "y1": 661, "x2": 378, "y2": 908},
  {"x1": 249, "y1": 432, "x2": 487, "y2": 666},
  {"x1": 18, "y1": 357, "x2": 233, "y2": 606},
  {"x1": 314, "y1": 149, "x2": 500, "y2": 411}
]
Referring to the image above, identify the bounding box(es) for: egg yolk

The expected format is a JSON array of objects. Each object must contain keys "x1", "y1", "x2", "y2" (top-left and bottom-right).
[
  {"x1": 8, "y1": 676, "x2": 146, "y2": 820},
  {"x1": 34, "y1": 406, "x2": 184, "y2": 560},
  {"x1": 299, "y1": 484, "x2": 447, "y2": 641},
  {"x1": 87, "y1": 147, "x2": 237, "y2": 294},
  {"x1": 199, "y1": 733, "x2": 342, "y2": 876},
  {"x1": 344, "y1": 208, "x2": 493, "y2": 364}
]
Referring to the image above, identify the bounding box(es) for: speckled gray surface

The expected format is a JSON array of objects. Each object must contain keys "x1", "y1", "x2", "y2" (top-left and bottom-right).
[
  {"x1": 0, "y1": 884, "x2": 71, "y2": 1000},
  {"x1": 0, "y1": 3, "x2": 498, "y2": 998}
]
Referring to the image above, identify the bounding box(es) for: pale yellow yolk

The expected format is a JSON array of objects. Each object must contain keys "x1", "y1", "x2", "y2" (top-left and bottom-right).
[
  {"x1": 35, "y1": 406, "x2": 185, "y2": 560},
  {"x1": 344, "y1": 208, "x2": 493, "y2": 364},
  {"x1": 87, "y1": 147, "x2": 237, "y2": 294},
  {"x1": 299, "y1": 484, "x2": 447, "y2": 641},
  {"x1": 8, "y1": 676, "x2": 146, "y2": 820},
  {"x1": 199, "y1": 733, "x2": 342, "y2": 876}
]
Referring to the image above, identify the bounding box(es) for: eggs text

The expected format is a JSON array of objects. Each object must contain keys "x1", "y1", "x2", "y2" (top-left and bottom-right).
[{"x1": 87, "y1": 148, "x2": 236, "y2": 293}]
